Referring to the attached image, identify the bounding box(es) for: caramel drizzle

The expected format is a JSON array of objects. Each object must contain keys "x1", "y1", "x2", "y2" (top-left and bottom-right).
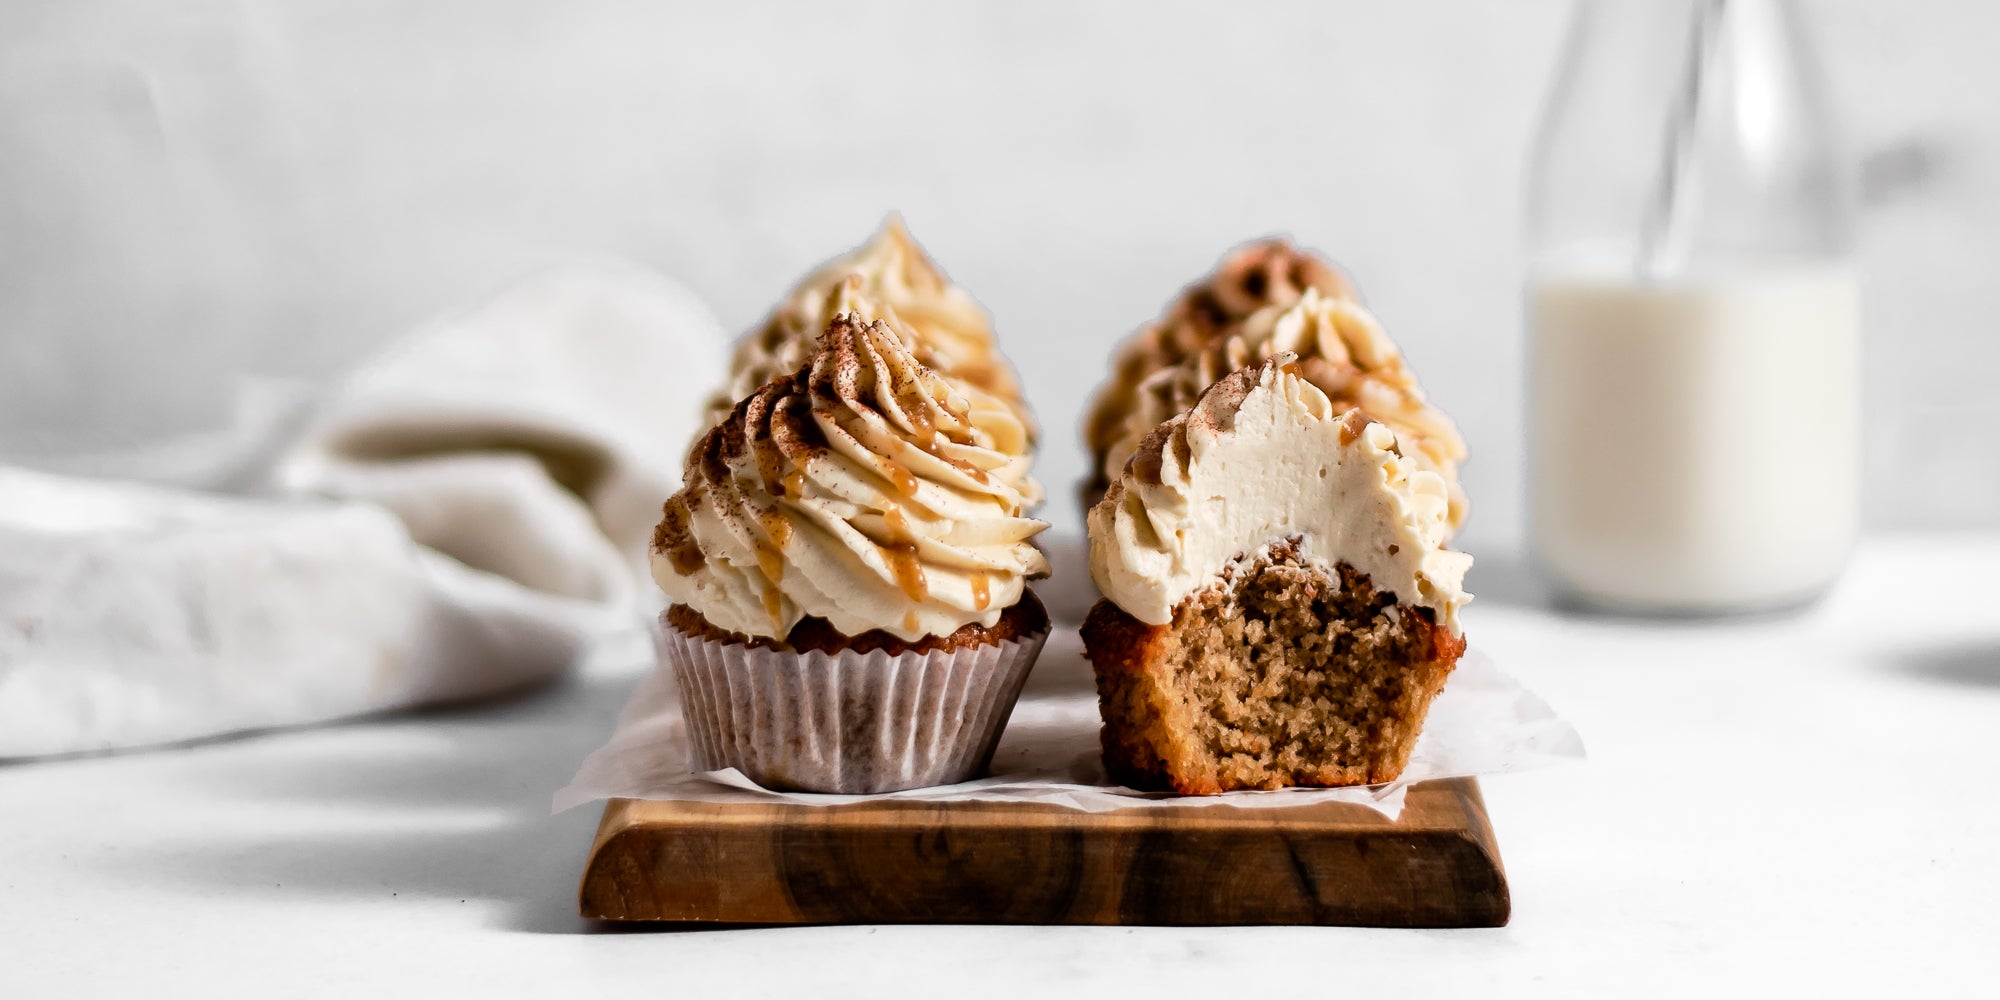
[
  {"x1": 679, "y1": 309, "x2": 1035, "y2": 641},
  {"x1": 882, "y1": 458, "x2": 920, "y2": 497},
  {"x1": 898, "y1": 387, "x2": 935, "y2": 439},
  {"x1": 755, "y1": 510, "x2": 793, "y2": 627},
  {"x1": 756, "y1": 560, "x2": 783, "y2": 626},
  {"x1": 759, "y1": 510, "x2": 794, "y2": 549},
  {"x1": 877, "y1": 503, "x2": 932, "y2": 605},
  {"x1": 883, "y1": 542, "x2": 927, "y2": 603},
  {"x1": 1337, "y1": 408, "x2": 1369, "y2": 446},
  {"x1": 883, "y1": 504, "x2": 912, "y2": 540}
]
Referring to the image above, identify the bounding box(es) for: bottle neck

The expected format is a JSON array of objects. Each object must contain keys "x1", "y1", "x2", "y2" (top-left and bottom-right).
[{"x1": 1528, "y1": 0, "x2": 1852, "y2": 278}]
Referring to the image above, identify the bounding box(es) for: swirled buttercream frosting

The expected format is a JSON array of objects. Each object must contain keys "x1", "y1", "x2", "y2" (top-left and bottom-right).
[
  {"x1": 704, "y1": 217, "x2": 1026, "y2": 432},
  {"x1": 1101, "y1": 287, "x2": 1467, "y2": 529},
  {"x1": 1088, "y1": 356, "x2": 1469, "y2": 634},
  {"x1": 1081, "y1": 238, "x2": 1355, "y2": 494},
  {"x1": 656, "y1": 313, "x2": 1048, "y2": 643}
]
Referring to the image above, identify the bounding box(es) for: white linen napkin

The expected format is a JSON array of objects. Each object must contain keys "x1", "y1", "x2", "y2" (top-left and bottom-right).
[{"x1": 0, "y1": 263, "x2": 725, "y2": 758}]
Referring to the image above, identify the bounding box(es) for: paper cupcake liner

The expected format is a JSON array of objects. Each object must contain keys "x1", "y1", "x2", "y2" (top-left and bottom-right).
[{"x1": 654, "y1": 613, "x2": 1049, "y2": 794}]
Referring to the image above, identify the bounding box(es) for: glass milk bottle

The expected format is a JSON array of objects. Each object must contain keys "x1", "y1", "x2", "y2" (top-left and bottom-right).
[{"x1": 1525, "y1": 0, "x2": 1860, "y2": 614}]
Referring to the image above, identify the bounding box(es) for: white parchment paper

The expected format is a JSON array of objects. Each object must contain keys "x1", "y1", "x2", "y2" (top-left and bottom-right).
[{"x1": 554, "y1": 626, "x2": 1584, "y2": 819}]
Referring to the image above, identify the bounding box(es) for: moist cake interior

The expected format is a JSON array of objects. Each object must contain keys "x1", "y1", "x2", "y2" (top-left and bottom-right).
[{"x1": 1087, "y1": 540, "x2": 1460, "y2": 792}]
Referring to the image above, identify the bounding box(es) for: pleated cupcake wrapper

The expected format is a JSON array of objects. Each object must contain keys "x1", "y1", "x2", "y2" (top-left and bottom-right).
[{"x1": 655, "y1": 616, "x2": 1049, "y2": 794}]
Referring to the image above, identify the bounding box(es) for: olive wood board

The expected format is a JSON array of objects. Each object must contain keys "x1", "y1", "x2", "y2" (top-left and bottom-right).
[{"x1": 576, "y1": 775, "x2": 1508, "y2": 927}]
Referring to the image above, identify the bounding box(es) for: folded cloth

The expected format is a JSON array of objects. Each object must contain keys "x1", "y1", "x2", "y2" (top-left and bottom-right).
[
  {"x1": 276, "y1": 263, "x2": 723, "y2": 606},
  {"x1": 0, "y1": 263, "x2": 725, "y2": 758},
  {"x1": 0, "y1": 468, "x2": 611, "y2": 756}
]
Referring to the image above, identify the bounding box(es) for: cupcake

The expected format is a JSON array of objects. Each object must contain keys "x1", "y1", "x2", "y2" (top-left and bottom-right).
[
  {"x1": 653, "y1": 312, "x2": 1050, "y2": 793},
  {"x1": 702, "y1": 216, "x2": 1029, "y2": 434},
  {"x1": 1079, "y1": 239, "x2": 1467, "y2": 530},
  {"x1": 1081, "y1": 357, "x2": 1471, "y2": 794}
]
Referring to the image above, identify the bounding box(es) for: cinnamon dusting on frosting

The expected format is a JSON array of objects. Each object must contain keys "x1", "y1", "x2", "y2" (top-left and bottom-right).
[
  {"x1": 1082, "y1": 239, "x2": 1355, "y2": 489},
  {"x1": 701, "y1": 217, "x2": 1030, "y2": 437},
  {"x1": 1083, "y1": 241, "x2": 1467, "y2": 530},
  {"x1": 657, "y1": 313, "x2": 1046, "y2": 642}
]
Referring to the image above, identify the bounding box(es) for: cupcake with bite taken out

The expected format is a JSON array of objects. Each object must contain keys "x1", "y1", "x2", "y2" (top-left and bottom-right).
[
  {"x1": 652, "y1": 311, "x2": 1050, "y2": 793},
  {"x1": 1083, "y1": 356, "x2": 1470, "y2": 794}
]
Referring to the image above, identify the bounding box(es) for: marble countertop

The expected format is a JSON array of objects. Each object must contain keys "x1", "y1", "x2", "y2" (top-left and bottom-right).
[{"x1": 5, "y1": 533, "x2": 1995, "y2": 997}]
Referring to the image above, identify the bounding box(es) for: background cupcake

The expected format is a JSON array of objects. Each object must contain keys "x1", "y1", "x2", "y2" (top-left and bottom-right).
[
  {"x1": 700, "y1": 216, "x2": 1030, "y2": 435},
  {"x1": 653, "y1": 312, "x2": 1049, "y2": 793},
  {"x1": 1103, "y1": 285, "x2": 1468, "y2": 531},
  {"x1": 1079, "y1": 238, "x2": 1354, "y2": 508}
]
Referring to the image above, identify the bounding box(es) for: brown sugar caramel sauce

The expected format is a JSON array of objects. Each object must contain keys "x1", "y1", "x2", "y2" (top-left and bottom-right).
[
  {"x1": 883, "y1": 504, "x2": 913, "y2": 539},
  {"x1": 1337, "y1": 408, "x2": 1369, "y2": 446},
  {"x1": 884, "y1": 543, "x2": 928, "y2": 603},
  {"x1": 870, "y1": 384, "x2": 1027, "y2": 615},
  {"x1": 754, "y1": 510, "x2": 794, "y2": 626},
  {"x1": 881, "y1": 458, "x2": 921, "y2": 497},
  {"x1": 874, "y1": 501, "x2": 930, "y2": 605},
  {"x1": 894, "y1": 384, "x2": 935, "y2": 439},
  {"x1": 665, "y1": 316, "x2": 1033, "y2": 639},
  {"x1": 739, "y1": 350, "x2": 1017, "y2": 624}
]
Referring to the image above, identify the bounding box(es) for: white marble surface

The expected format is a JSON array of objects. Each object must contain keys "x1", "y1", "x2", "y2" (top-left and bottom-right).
[
  {"x1": 4, "y1": 1, "x2": 1999, "y2": 544},
  {"x1": 3, "y1": 533, "x2": 1995, "y2": 997}
]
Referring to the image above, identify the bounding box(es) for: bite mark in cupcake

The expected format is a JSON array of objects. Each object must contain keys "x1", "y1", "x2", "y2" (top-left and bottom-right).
[
  {"x1": 1079, "y1": 238, "x2": 1467, "y2": 531},
  {"x1": 1081, "y1": 357, "x2": 1472, "y2": 794}
]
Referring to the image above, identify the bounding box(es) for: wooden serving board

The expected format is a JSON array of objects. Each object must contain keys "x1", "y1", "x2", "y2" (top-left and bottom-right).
[{"x1": 576, "y1": 776, "x2": 1507, "y2": 927}]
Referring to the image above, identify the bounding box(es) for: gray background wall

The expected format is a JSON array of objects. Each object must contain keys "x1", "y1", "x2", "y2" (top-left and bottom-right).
[{"x1": 3, "y1": 0, "x2": 1995, "y2": 549}]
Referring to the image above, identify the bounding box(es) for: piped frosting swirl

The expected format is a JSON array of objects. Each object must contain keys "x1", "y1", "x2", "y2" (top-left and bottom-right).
[
  {"x1": 1103, "y1": 287, "x2": 1467, "y2": 529},
  {"x1": 1081, "y1": 238, "x2": 1356, "y2": 494},
  {"x1": 704, "y1": 217, "x2": 1026, "y2": 432},
  {"x1": 1089, "y1": 357, "x2": 1470, "y2": 634},
  {"x1": 657, "y1": 313, "x2": 1048, "y2": 643}
]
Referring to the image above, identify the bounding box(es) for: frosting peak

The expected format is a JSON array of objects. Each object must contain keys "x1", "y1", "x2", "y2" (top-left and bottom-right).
[
  {"x1": 1082, "y1": 238, "x2": 1357, "y2": 489},
  {"x1": 705, "y1": 217, "x2": 1026, "y2": 431},
  {"x1": 1088, "y1": 357, "x2": 1470, "y2": 634},
  {"x1": 1104, "y1": 287, "x2": 1468, "y2": 529},
  {"x1": 658, "y1": 313, "x2": 1047, "y2": 642}
]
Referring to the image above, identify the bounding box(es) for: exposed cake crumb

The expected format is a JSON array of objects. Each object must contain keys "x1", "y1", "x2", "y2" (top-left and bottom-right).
[{"x1": 1083, "y1": 541, "x2": 1464, "y2": 794}]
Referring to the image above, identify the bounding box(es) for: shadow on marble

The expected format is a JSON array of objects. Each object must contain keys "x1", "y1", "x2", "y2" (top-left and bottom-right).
[
  {"x1": 89, "y1": 662, "x2": 641, "y2": 935},
  {"x1": 1887, "y1": 642, "x2": 2000, "y2": 689}
]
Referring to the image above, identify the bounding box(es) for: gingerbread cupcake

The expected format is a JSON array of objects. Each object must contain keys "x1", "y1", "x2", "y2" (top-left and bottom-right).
[
  {"x1": 653, "y1": 312, "x2": 1049, "y2": 793},
  {"x1": 1082, "y1": 357, "x2": 1471, "y2": 794}
]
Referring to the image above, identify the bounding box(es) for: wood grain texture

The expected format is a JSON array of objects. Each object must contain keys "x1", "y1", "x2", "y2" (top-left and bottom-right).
[{"x1": 576, "y1": 777, "x2": 1508, "y2": 927}]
